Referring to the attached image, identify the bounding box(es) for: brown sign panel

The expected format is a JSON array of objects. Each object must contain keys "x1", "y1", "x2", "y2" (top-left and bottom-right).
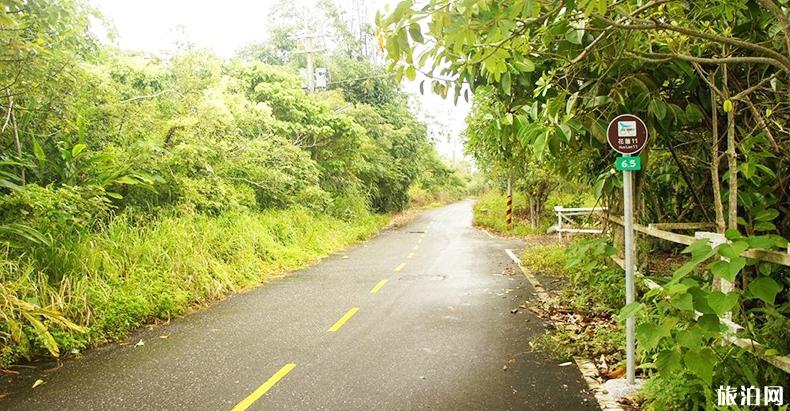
[{"x1": 607, "y1": 114, "x2": 648, "y2": 155}]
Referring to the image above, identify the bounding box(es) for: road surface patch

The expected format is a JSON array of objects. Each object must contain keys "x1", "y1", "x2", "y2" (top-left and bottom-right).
[
  {"x1": 328, "y1": 308, "x2": 359, "y2": 332},
  {"x1": 370, "y1": 279, "x2": 388, "y2": 294},
  {"x1": 231, "y1": 363, "x2": 296, "y2": 411}
]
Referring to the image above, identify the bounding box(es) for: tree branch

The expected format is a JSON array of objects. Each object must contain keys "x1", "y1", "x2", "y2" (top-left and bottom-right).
[
  {"x1": 692, "y1": 63, "x2": 724, "y2": 97},
  {"x1": 569, "y1": 0, "x2": 674, "y2": 65},
  {"x1": 667, "y1": 141, "x2": 711, "y2": 222},
  {"x1": 755, "y1": 0, "x2": 790, "y2": 52},
  {"x1": 1, "y1": 93, "x2": 12, "y2": 135},
  {"x1": 595, "y1": 15, "x2": 790, "y2": 72},
  {"x1": 627, "y1": 51, "x2": 785, "y2": 71},
  {"x1": 742, "y1": 96, "x2": 780, "y2": 151},
  {"x1": 732, "y1": 72, "x2": 780, "y2": 100}
]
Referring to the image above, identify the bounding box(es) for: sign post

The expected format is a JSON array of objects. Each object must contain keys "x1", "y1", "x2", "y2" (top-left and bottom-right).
[{"x1": 606, "y1": 114, "x2": 648, "y2": 385}]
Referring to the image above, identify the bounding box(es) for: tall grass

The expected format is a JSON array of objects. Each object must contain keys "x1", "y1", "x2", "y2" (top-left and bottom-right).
[
  {"x1": 472, "y1": 190, "x2": 548, "y2": 236},
  {"x1": 472, "y1": 189, "x2": 596, "y2": 237},
  {"x1": 0, "y1": 207, "x2": 386, "y2": 367}
]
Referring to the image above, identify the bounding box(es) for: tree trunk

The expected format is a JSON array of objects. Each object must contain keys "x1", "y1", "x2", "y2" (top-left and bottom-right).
[
  {"x1": 709, "y1": 76, "x2": 726, "y2": 233},
  {"x1": 528, "y1": 195, "x2": 537, "y2": 228},
  {"x1": 723, "y1": 65, "x2": 738, "y2": 231}
]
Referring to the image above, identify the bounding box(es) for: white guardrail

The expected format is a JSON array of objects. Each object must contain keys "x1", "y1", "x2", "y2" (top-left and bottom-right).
[{"x1": 553, "y1": 206, "x2": 608, "y2": 240}]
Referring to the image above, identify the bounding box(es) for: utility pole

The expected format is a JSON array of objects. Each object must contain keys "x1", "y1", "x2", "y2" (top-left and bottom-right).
[
  {"x1": 293, "y1": 32, "x2": 325, "y2": 94},
  {"x1": 305, "y1": 35, "x2": 315, "y2": 93}
]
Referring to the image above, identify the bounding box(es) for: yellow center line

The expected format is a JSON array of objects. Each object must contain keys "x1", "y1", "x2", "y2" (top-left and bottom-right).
[
  {"x1": 394, "y1": 262, "x2": 406, "y2": 272},
  {"x1": 413, "y1": 245, "x2": 419, "y2": 250},
  {"x1": 407, "y1": 252, "x2": 414, "y2": 259},
  {"x1": 328, "y1": 307, "x2": 359, "y2": 332},
  {"x1": 417, "y1": 238, "x2": 423, "y2": 244},
  {"x1": 370, "y1": 278, "x2": 388, "y2": 294},
  {"x1": 231, "y1": 363, "x2": 296, "y2": 411}
]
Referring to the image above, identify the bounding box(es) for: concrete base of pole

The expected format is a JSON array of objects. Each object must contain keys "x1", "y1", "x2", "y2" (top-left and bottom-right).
[{"x1": 602, "y1": 378, "x2": 644, "y2": 403}]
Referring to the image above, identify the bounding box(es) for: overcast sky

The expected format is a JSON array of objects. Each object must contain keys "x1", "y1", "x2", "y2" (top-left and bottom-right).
[{"x1": 88, "y1": 0, "x2": 470, "y2": 161}]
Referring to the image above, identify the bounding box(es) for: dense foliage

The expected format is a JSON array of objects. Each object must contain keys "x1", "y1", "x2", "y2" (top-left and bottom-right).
[
  {"x1": 0, "y1": 1, "x2": 464, "y2": 367},
  {"x1": 380, "y1": 0, "x2": 788, "y2": 408}
]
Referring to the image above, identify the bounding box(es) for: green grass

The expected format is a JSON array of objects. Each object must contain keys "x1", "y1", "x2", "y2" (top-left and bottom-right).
[
  {"x1": 520, "y1": 245, "x2": 568, "y2": 277},
  {"x1": 0, "y1": 207, "x2": 386, "y2": 367},
  {"x1": 472, "y1": 190, "x2": 550, "y2": 236}
]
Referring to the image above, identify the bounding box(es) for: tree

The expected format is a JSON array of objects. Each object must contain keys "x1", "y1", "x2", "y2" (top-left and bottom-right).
[
  {"x1": 378, "y1": 1, "x2": 790, "y2": 406},
  {"x1": 378, "y1": 0, "x2": 789, "y2": 233}
]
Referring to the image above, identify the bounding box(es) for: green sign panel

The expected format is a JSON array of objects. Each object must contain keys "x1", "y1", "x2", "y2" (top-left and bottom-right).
[{"x1": 616, "y1": 156, "x2": 641, "y2": 171}]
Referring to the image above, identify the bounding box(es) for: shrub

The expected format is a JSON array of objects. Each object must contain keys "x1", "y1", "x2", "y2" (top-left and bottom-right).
[
  {"x1": 564, "y1": 237, "x2": 624, "y2": 314},
  {"x1": 0, "y1": 207, "x2": 386, "y2": 368},
  {"x1": 473, "y1": 190, "x2": 551, "y2": 236}
]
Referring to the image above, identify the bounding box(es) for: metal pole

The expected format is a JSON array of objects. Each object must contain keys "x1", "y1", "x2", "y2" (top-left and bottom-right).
[
  {"x1": 623, "y1": 164, "x2": 636, "y2": 385},
  {"x1": 305, "y1": 36, "x2": 315, "y2": 93}
]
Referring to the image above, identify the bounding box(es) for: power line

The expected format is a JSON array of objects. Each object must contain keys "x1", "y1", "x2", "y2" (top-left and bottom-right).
[{"x1": 327, "y1": 73, "x2": 394, "y2": 85}]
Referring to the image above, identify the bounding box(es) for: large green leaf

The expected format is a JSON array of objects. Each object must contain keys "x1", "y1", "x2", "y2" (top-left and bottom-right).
[
  {"x1": 619, "y1": 302, "x2": 644, "y2": 320},
  {"x1": 22, "y1": 312, "x2": 60, "y2": 357},
  {"x1": 670, "y1": 292, "x2": 694, "y2": 311},
  {"x1": 648, "y1": 99, "x2": 667, "y2": 121},
  {"x1": 718, "y1": 241, "x2": 748, "y2": 259},
  {"x1": 408, "y1": 23, "x2": 424, "y2": 43},
  {"x1": 637, "y1": 323, "x2": 670, "y2": 351},
  {"x1": 710, "y1": 257, "x2": 745, "y2": 283},
  {"x1": 655, "y1": 348, "x2": 682, "y2": 374},
  {"x1": 683, "y1": 348, "x2": 717, "y2": 385},
  {"x1": 746, "y1": 235, "x2": 776, "y2": 249},
  {"x1": 32, "y1": 138, "x2": 47, "y2": 161},
  {"x1": 706, "y1": 291, "x2": 738, "y2": 316},
  {"x1": 564, "y1": 27, "x2": 583, "y2": 45},
  {"x1": 513, "y1": 59, "x2": 535, "y2": 73},
  {"x1": 748, "y1": 277, "x2": 782, "y2": 305}
]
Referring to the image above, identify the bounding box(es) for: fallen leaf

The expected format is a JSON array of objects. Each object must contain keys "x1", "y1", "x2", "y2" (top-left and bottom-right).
[
  {"x1": 160, "y1": 335, "x2": 169, "y2": 339},
  {"x1": 502, "y1": 365, "x2": 508, "y2": 371},
  {"x1": 510, "y1": 308, "x2": 519, "y2": 314},
  {"x1": 559, "y1": 362, "x2": 572, "y2": 367},
  {"x1": 135, "y1": 339, "x2": 145, "y2": 347},
  {"x1": 32, "y1": 379, "x2": 44, "y2": 389},
  {"x1": 606, "y1": 366, "x2": 626, "y2": 379}
]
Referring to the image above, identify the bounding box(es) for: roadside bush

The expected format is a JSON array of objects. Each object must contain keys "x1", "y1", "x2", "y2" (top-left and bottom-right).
[
  {"x1": 473, "y1": 190, "x2": 551, "y2": 236},
  {"x1": 0, "y1": 184, "x2": 113, "y2": 236},
  {"x1": 0, "y1": 207, "x2": 386, "y2": 368},
  {"x1": 0, "y1": 3, "x2": 467, "y2": 369},
  {"x1": 564, "y1": 237, "x2": 623, "y2": 314}
]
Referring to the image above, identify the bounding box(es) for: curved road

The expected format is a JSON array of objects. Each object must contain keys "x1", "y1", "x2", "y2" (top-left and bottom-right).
[{"x1": 1, "y1": 201, "x2": 598, "y2": 410}]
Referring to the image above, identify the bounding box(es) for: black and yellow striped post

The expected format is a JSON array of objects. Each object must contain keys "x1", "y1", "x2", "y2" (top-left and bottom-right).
[{"x1": 506, "y1": 178, "x2": 513, "y2": 226}]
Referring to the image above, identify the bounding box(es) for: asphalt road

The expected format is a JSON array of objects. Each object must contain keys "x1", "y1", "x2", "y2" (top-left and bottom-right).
[{"x1": 0, "y1": 200, "x2": 598, "y2": 410}]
